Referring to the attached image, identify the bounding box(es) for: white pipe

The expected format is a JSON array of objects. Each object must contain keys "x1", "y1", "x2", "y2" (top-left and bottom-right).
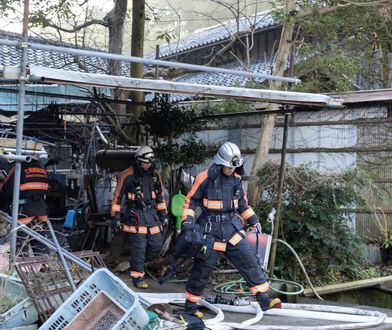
[
  {"x1": 3, "y1": 147, "x2": 46, "y2": 155},
  {"x1": 0, "y1": 154, "x2": 31, "y2": 162}
]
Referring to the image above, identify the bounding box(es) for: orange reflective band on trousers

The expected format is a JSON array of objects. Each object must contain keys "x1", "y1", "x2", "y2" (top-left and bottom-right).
[
  {"x1": 185, "y1": 291, "x2": 202, "y2": 302},
  {"x1": 149, "y1": 226, "x2": 161, "y2": 235},
  {"x1": 250, "y1": 282, "x2": 269, "y2": 295},
  {"x1": 122, "y1": 225, "x2": 160, "y2": 235},
  {"x1": 130, "y1": 271, "x2": 144, "y2": 278}
]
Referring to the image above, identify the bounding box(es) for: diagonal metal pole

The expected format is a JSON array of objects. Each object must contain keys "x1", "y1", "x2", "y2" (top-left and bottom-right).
[
  {"x1": 1, "y1": 211, "x2": 92, "y2": 272},
  {"x1": 47, "y1": 221, "x2": 77, "y2": 291},
  {"x1": 0, "y1": 39, "x2": 300, "y2": 84},
  {"x1": 10, "y1": 0, "x2": 29, "y2": 262}
]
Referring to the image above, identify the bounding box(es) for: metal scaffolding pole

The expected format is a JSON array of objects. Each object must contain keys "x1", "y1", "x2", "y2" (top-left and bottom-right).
[
  {"x1": 0, "y1": 38, "x2": 300, "y2": 84},
  {"x1": 10, "y1": 0, "x2": 29, "y2": 261},
  {"x1": 268, "y1": 112, "x2": 290, "y2": 277}
]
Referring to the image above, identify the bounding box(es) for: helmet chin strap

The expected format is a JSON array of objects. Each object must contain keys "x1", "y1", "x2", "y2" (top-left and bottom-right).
[{"x1": 137, "y1": 160, "x2": 153, "y2": 171}]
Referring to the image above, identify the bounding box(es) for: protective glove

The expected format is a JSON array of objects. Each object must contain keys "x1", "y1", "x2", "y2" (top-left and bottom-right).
[{"x1": 111, "y1": 214, "x2": 122, "y2": 230}]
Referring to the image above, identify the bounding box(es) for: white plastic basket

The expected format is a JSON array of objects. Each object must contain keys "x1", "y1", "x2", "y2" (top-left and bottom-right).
[
  {"x1": 0, "y1": 274, "x2": 38, "y2": 329},
  {"x1": 39, "y1": 268, "x2": 149, "y2": 330}
]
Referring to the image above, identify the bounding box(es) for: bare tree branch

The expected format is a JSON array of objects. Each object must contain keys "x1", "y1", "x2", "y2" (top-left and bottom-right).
[{"x1": 48, "y1": 18, "x2": 107, "y2": 33}]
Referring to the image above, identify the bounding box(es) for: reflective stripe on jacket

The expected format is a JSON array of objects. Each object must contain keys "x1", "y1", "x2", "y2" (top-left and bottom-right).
[{"x1": 182, "y1": 163, "x2": 258, "y2": 225}]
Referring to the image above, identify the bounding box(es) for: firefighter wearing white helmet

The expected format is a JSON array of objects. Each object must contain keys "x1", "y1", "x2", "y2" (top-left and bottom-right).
[
  {"x1": 213, "y1": 141, "x2": 243, "y2": 168},
  {"x1": 111, "y1": 146, "x2": 168, "y2": 289},
  {"x1": 135, "y1": 146, "x2": 154, "y2": 163},
  {"x1": 181, "y1": 141, "x2": 281, "y2": 317}
]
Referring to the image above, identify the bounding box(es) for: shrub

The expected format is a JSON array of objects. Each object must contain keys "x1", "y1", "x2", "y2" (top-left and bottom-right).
[{"x1": 256, "y1": 162, "x2": 367, "y2": 285}]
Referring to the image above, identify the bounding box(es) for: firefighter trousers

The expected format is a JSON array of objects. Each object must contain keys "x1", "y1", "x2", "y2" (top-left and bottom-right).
[
  {"x1": 185, "y1": 216, "x2": 268, "y2": 307},
  {"x1": 122, "y1": 208, "x2": 163, "y2": 278}
]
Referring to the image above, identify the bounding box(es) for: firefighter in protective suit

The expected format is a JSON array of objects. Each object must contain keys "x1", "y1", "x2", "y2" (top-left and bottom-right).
[
  {"x1": 182, "y1": 142, "x2": 281, "y2": 315},
  {"x1": 0, "y1": 154, "x2": 50, "y2": 255},
  {"x1": 111, "y1": 146, "x2": 168, "y2": 289}
]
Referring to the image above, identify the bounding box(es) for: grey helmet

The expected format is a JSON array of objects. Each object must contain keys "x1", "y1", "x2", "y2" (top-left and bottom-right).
[
  {"x1": 213, "y1": 142, "x2": 243, "y2": 168},
  {"x1": 135, "y1": 146, "x2": 154, "y2": 163}
]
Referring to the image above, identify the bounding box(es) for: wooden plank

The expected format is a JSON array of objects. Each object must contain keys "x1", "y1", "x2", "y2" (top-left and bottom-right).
[
  {"x1": 0, "y1": 138, "x2": 43, "y2": 151},
  {"x1": 303, "y1": 276, "x2": 392, "y2": 297},
  {"x1": 342, "y1": 89, "x2": 392, "y2": 104}
]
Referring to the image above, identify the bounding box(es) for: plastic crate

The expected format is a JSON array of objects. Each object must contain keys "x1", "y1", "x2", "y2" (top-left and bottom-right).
[
  {"x1": 0, "y1": 275, "x2": 38, "y2": 329},
  {"x1": 39, "y1": 268, "x2": 149, "y2": 330},
  {"x1": 64, "y1": 292, "x2": 126, "y2": 330}
]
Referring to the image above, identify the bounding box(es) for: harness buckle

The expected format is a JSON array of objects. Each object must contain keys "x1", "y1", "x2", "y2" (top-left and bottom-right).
[{"x1": 205, "y1": 221, "x2": 212, "y2": 233}]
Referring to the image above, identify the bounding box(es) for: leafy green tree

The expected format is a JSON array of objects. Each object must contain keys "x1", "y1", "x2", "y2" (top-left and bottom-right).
[
  {"x1": 142, "y1": 94, "x2": 216, "y2": 170},
  {"x1": 272, "y1": 0, "x2": 392, "y2": 91}
]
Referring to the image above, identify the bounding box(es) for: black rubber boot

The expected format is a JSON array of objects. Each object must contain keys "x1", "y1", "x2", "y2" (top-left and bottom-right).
[
  {"x1": 256, "y1": 292, "x2": 282, "y2": 311},
  {"x1": 185, "y1": 300, "x2": 204, "y2": 318},
  {"x1": 132, "y1": 278, "x2": 149, "y2": 289}
]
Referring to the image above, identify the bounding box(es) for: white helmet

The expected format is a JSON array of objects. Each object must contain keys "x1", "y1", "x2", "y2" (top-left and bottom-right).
[
  {"x1": 213, "y1": 142, "x2": 243, "y2": 168},
  {"x1": 135, "y1": 146, "x2": 154, "y2": 163}
]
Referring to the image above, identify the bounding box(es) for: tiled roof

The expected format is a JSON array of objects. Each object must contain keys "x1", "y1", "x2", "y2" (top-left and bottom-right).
[
  {"x1": 175, "y1": 61, "x2": 272, "y2": 85},
  {"x1": 146, "y1": 60, "x2": 274, "y2": 102},
  {"x1": 0, "y1": 30, "x2": 131, "y2": 76},
  {"x1": 145, "y1": 11, "x2": 278, "y2": 59},
  {"x1": 143, "y1": 10, "x2": 279, "y2": 102}
]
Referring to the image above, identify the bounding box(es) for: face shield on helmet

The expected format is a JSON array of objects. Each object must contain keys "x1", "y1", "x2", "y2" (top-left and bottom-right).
[
  {"x1": 135, "y1": 146, "x2": 155, "y2": 163},
  {"x1": 213, "y1": 142, "x2": 243, "y2": 168}
]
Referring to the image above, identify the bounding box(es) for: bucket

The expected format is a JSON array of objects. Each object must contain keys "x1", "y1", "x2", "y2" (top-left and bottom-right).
[{"x1": 245, "y1": 231, "x2": 272, "y2": 271}]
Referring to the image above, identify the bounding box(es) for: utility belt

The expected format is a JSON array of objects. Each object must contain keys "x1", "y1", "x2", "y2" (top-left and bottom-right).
[
  {"x1": 202, "y1": 211, "x2": 236, "y2": 233},
  {"x1": 19, "y1": 195, "x2": 46, "y2": 205}
]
